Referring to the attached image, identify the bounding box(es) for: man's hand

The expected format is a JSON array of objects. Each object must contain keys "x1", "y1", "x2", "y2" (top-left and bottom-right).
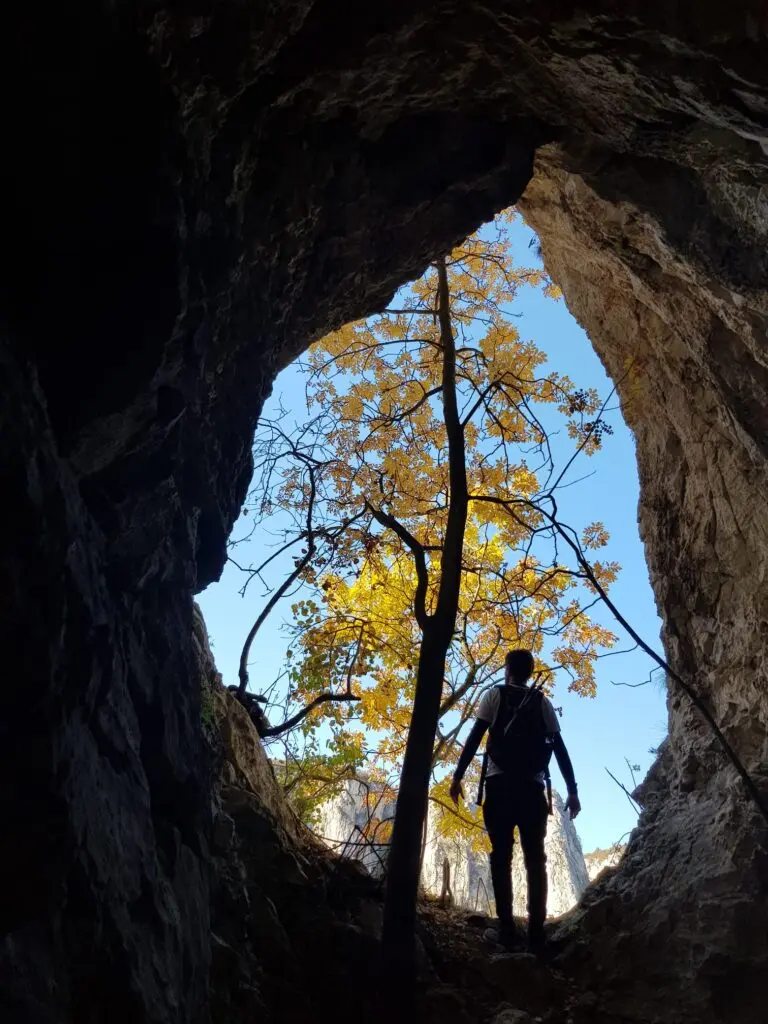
[
  {"x1": 565, "y1": 792, "x2": 581, "y2": 820},
  {"x1": 449, "y1": 777, "x2": 464, "y2": 806}
]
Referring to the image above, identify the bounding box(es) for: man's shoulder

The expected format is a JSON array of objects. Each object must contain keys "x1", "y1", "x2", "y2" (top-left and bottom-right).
[
  {"x1": 476, "y1": 686, "x2": 502, "y2": 721},
  {"x1": 540, "y1": 694, "x2": 561, "y2": 732}
]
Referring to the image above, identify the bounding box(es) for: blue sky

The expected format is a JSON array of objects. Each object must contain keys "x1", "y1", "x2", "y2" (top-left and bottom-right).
[{"x1": 198, "y1": 216, "x2": 668, "y2": 854}]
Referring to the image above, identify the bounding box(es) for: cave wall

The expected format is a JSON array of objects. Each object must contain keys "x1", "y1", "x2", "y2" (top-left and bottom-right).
[
  {"x1": 520, "y1": 138, "x2": 768, "y2": 1021},
  {"x1": 2, "y1": 4, "x2": 767, "y2": 1022}
]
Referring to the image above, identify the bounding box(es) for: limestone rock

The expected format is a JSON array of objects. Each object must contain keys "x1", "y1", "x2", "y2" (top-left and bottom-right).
[
  {"x1": 214, "y1": 687, "x2": 308, "y2": 852},
  {"x1": 520, "y1": 141, "x2": 768, "y2": 1023},
  {"x1": 315, "y1": 777, "x2": 396, "y2": 876},
  {"x1": 417, "y1": 986, "x2": 476, "y2": 1024},
  {"x1": 583, "y1": 845, "x2": 626, "y2": 882},
  {"x1": 422, "y1": 790, "x2": 589, "y2": 919},
  {"x1": 472, "y1": 953, "x2": 568, "y2": 1017},
  {"x1": 491, "y1": 1009, "x2": 534, "y2": 1024}
]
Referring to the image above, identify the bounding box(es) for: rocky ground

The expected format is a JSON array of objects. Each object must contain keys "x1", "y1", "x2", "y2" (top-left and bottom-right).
[
  {"x1": 208, "y1": 668, "x2": 634, "y2": 1024},
  {"x1": 417, "y1": 900, "x2": 630, "y2": 1024}
]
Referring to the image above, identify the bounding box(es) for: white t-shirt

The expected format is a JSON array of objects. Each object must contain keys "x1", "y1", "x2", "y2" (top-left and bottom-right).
[{"x1": 476, "y1": 685, "x2": 560, "y2": 779}]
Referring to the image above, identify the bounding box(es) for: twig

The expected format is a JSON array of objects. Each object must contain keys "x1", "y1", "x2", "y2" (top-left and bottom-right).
[
  {"x1": 238, "y1": 465, "x2": 318, "y2": 696},
  {"x1": 605, "y1": 767, "x2": 642, "y2": 815},
  {"x1": 474, "y1": 876, "x2": 491, "y2": 914},
  {"x1": 624, "y1": 758, "x2": 640, "y2": 790},
  {"x1": 611, "y1": 665, "x2": 664, "y2": 689},
  {"x1": 544, "y1": 496, "x2": 768, "y2": 827}
]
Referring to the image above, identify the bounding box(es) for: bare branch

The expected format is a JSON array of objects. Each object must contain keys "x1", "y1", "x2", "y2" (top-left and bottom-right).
[
  {"x1": 228, "y1": 534, "x2": 305, "y2": 597},
  {"x1": 238, "y1": 465, "x2": 318, "y2": 696},
  {"x1": 605, "y1": 766, "x2": 642, "y2": 816},
  {"x1": 540, "y1": 496, "x2": 768, "y2": 827},
  {"x1": 262, "y1": 692, "x2": 362, "y2": 738},
  {"x1": 365, "y1": 501, "x2": 430, "y2": 630}
]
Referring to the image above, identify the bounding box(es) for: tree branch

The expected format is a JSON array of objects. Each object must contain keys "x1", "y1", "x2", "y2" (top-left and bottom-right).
[
  {"x1": 467, "y1": 488, "x2": 768, "y2": 826},
  {"x1": 434, "y1": 255, "x2": 468, "y2": 633},
  {"x1": 429, "y1": 795, "x2": 486, "y2": 833},
  {"x1": 605, "y1": 767, "x2": 642, "y2": 815},
  {"x1": 229, "y1": 534, "x2": 305, "y2": 597},
  {"x1": 439, "y1": 664, "x2": 477, "y2": 718},
  {"x1": 541, "y1": 496, "x2": 768, "y2": 827},
  {"x1": 238, "y1": 466, "x2": 318, "y2": 696},
  {"x1": 365, "y1": 501, "x2": 430, "y2": 630},
  {"x1": 262, "y1": 692, "x2": 362, "y2": 738}
]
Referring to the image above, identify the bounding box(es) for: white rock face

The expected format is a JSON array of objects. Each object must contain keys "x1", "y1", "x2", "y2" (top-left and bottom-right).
[
  {"x1": 315, "y1": 779, "x2": 396, "y2": 877},
  {"x1": 584, "y1": 844, "x2": 626, "y2": 881},
  {"x1": 420, "y1": 790, "x2": 589, "y2": 918},
  {"x1": 316, "y1": 781, "x2": 589, "y2": 919}
]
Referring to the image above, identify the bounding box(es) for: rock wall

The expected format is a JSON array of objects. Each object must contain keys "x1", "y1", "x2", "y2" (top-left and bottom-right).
[
  {"x1": 196, "y1": 638, "x2": 394, "y2": 1024},
  {"x1": 315, "y1": 778, "x2": 396, "y2": 878},
  {"x1": 519, "y1": 140, "x2": 768, "y2": 1022},
  {"x1": 3, "y1": 4, "x2": 767, "y2": 1023}
]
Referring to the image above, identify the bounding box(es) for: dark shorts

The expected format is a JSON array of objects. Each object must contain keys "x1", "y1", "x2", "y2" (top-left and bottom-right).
[{"x1": 483, "y1": 774, "x2": 549, "y2": 842}]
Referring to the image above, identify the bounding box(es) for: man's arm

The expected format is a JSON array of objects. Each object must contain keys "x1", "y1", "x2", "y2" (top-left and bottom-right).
[
  {"x1": 552, "y1": 733, "x2": 581, "y2": 819},
  {"x1": 449, "y1": 719, "x2": 489, "y2": 804}
]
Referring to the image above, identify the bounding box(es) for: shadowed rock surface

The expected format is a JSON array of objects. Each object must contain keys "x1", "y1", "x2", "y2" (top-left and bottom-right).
[
  {"x1": 2, "y1": 4, "x2": 767, "y2": 1022},
  {"x1": 520, "y1": 141, "x2": 768, "y2": 1022}
]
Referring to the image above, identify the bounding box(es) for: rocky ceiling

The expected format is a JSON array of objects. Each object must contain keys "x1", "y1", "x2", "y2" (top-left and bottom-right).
[{"x1": 2, "y1": 4, "x2": 766, "y2": 1022}]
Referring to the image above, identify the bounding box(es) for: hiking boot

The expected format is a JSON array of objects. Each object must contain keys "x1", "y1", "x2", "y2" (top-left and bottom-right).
[
  {"x1": 483, "y1": 922, "x2": 523, "y2": 950},
  {"x1": 527, "y1": 924, "x2": 547, "y2": 957}
]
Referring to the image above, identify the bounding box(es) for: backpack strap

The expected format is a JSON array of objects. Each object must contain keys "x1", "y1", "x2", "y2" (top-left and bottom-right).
[
  {"x1": 501, "y1": 680, "x2": 544, "y2": 738},
  {"x1": 476, "y1": 685, "x2": 506, "y2": 805},
  {"x1": 482, "y1": 680, "x2": 548, "y2": 801},
  {"x1": 476, "y1": 749, "x2": 489, "y2": 807}
]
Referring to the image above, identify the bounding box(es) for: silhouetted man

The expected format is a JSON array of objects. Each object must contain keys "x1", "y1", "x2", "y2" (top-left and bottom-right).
[{"x1": 450, "y1": 649, "x2": 580, "y2": 953}]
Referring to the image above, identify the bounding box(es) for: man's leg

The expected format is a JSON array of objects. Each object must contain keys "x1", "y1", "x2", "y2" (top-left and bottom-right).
[
  {"x1": 482, "y1": 777, "x2": 515, "y2": 932},
  {"x1": 517, "y1": 784, "x2": 549, "y2": 950}
]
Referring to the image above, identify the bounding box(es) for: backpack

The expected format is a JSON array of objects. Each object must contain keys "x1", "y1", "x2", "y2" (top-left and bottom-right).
[{"x1": 485, "y1": 684, "x2": 554, "y2": 779}]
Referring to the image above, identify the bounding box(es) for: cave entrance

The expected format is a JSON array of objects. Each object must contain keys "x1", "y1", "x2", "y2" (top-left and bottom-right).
[{"x1": 199, "y1": 212, "x2": 666, "y2": 913}]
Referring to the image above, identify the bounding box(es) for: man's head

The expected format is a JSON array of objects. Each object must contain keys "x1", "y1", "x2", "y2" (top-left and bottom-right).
[{"x1": 505, "y1": 649, "x2": 535, "y2": 685}]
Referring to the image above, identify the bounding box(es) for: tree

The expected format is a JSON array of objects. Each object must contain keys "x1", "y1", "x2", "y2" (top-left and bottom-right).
[{"x1": 239, "y1": 213, "x2": 620, "y2": 973}]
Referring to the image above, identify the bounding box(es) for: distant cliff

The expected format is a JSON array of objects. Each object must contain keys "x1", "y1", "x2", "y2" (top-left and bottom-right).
[
  {"x1": 584, "y1": 844, "x2": 626, "y2": 881},
  {"x1": 316, "y1": 780, "x2": 589, "y2": 918}
]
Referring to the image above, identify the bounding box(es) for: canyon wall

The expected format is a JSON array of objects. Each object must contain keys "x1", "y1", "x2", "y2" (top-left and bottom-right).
[{"x1": 2, "y1": 4, "x2": 767, "y2": 1022}]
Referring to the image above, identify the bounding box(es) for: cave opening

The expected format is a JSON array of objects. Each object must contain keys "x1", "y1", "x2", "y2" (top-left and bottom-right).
[
  {"x1": 3, "y1": 7, "x2": 767, "y2": 1023},
  {"x1": 199, "y1": 210, "x2": 667, "y2": 917}
]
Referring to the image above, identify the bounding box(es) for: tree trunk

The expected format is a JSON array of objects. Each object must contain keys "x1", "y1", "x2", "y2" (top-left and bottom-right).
[
  {"x1": 381, "y1": 256, "x2": 468, "y2": 980},
  {"x1": 382, "y1": 627, "x2": 447, "y2": 974},
  {"x1": 440, "y1": 857, "x2": 452, "y2": 907}
]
